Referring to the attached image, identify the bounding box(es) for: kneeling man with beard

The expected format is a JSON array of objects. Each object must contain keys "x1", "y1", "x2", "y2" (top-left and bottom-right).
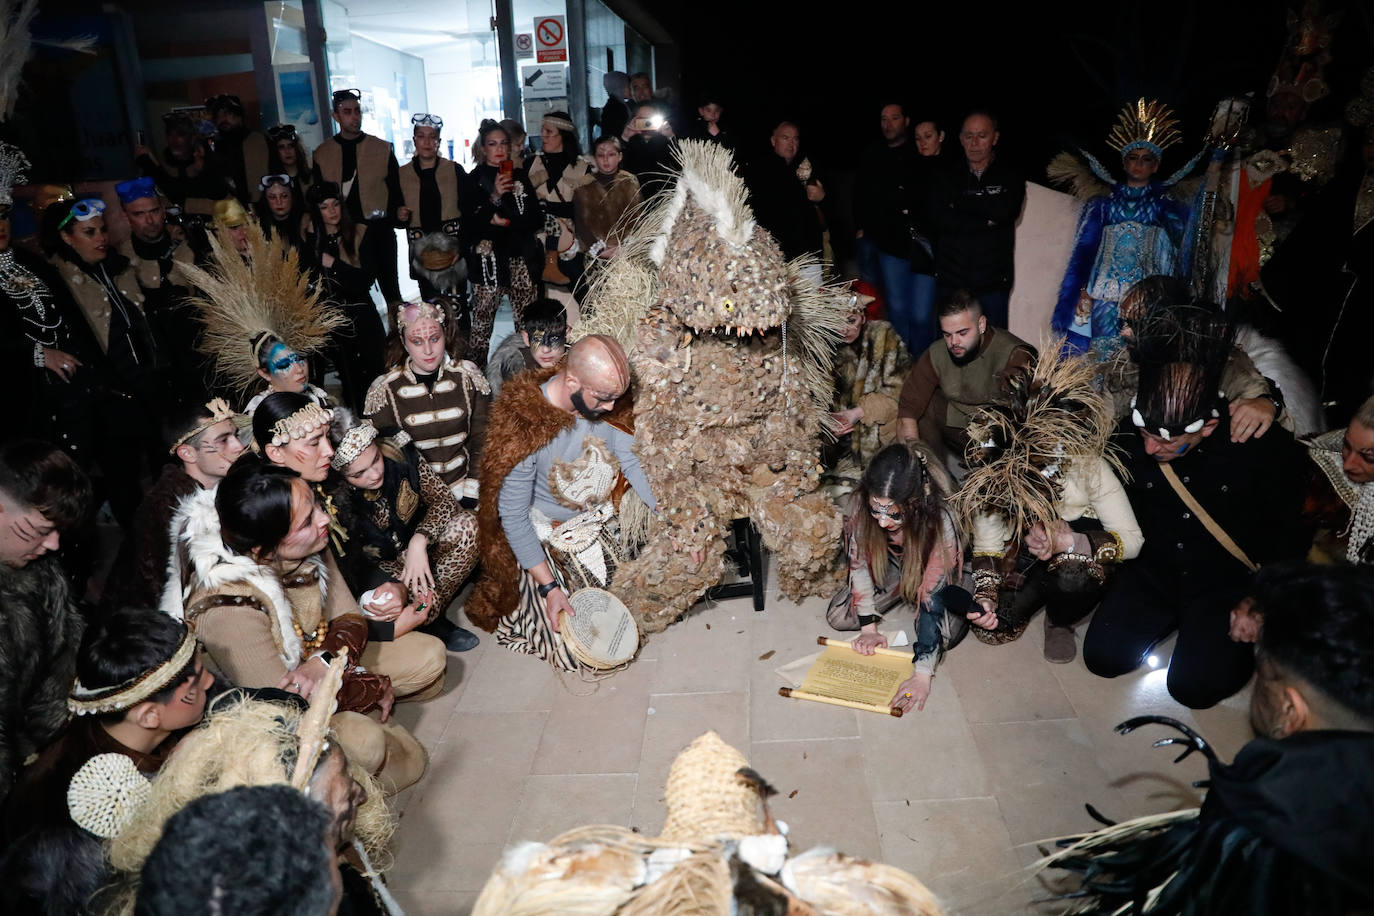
[
  {"x1": 897, "y1": 290, "x2": 1036, "y2": 469},
  {"x1": 465, "y1": 335, "x2": 658, "y2": 671}
]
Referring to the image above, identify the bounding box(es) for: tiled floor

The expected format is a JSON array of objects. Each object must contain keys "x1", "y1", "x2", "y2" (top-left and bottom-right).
[{"x1": 382, "y1": 574, "x2": 1255, "y2": 916}]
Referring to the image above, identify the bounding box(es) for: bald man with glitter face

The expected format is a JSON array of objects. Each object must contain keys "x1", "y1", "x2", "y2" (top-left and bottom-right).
[{"x1": 468, "y1": 335, "x2": 658, "y2": 670}]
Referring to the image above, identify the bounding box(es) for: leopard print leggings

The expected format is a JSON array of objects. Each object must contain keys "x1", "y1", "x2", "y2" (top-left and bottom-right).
[
  {"x1": 469, "y1": 257, "x2": 536, "y2": 368},
  {"x1": 379, "y1": 509, "x2": 479, "y2": 620}
]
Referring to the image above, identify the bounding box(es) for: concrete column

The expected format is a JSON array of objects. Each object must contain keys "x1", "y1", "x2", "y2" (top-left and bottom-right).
[
  {"x1": 494, "y1": 0, "x2": 521, "y2": 121},
  {"x1": 302, "y1": 0, "x2": 334, "y2": 137},
  {"x1": 566, "y1": 0, "x2": 591, "y2": 144}
]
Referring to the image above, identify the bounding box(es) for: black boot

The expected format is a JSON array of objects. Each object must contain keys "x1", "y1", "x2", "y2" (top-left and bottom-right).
[{"x1": 420, "y1": 614, "x2": 479, "y2": 652}]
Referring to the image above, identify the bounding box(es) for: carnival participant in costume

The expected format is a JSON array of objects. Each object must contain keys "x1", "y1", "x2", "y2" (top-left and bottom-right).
[
  {"x1": 826, "y1": 443, "x2": 972, "y2": 714},
  {"x1": 267, "y1": 123, "x2": 313, "y2": 195},
  {"x1": 161, "y1": 455, "x2": 438, "y2": 791},
  {"x1": 101, "y1": 398, "x2": 245, "y2": 612},
  {"x1": 576, "y1": 140, "x2": 846, "y2": 631},
  {"x1": 528, "y1": 111, "x2": 594, "y2": 295},
  {"x1": 486, "y1": 296, "x2": 568, "y2": 398},
  {"x1": 135, "y1": 784, "x2": 340, "y2": 916},
  {"x1": 253, "y1": 172, "x2": 307, "y2": 255},
  {"x1": 466, "y1": 335, "x2": 656, "y2": 670},
  {"x1": 952, "y1": 346, "x2": 1142, "y2": 663},
  {"x1": 0, "y1": 440, "x2": 91, "y2": 801},
  {"x1": 327, "y1": 411, "x2": 481, "y2": 653},
  {"x1": 896, "y1": 290, "x2": 1036, "y2": 471},
  {"x1": 825, "y1": 285, "x2": 911, "y2": 488},
  {"x1": 105, "y1": 681, "x2": 398, "y2": 916},
  {"x1": 44, "y1": 196, "x2": 162, "y2": 526},
  {"x1": 303, "y1": 180, "x2": 384, "y2": 412},
  {"x1": 212, "y1": 196, "x2": 253, "y2": 256},
  {"x1": 205, "y1": 93, "x2": 271, "y2": 205},
  {"x1": 573, "y1": 135, "x2": 642, "y2": 288},
  {"x1": 133, "y1": 112, "x2": 233, "y2": 227},
  {"x1": 1302, "y1": 393, "x2": 1374, "y2": 565},
  {"x1": 0, "y1": 144, "x2": 104, "y2": 451},
  {"x1": 1083, "y1": 308, "x2": 1307, "y2": 708},
  {"x1": 460, "y1": 120, "x2": 543, "y2": 366},
  {"x1": 1049, "y1": 99, "x2": 1197, "y2": 357},
  {"x1": 182, "y1": 221, "x2": 342, "y2": 414},
  {"x1": 398, "y1": 112, "x2": 472, "y2": 305},
  {"x1": 0, "y1": 608, "x2": 209, "y2": 913},
  {"x1": 1043, "y1": 561, "x2": 1374, "y2": 915},
  {"x1": 364, "y1": 300, "x2": 491, "y2": 505}
]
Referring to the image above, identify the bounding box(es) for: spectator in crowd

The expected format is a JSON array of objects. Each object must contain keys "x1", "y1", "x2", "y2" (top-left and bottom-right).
[
  {"x1": 620, "y1": 102, "x2": 677, "y2": 199},
  {"x1": 135, "y1": 785, "x2": 340, "y2": 916},
  {"x1": 930, "y1": 110, "x2": 1025, "y2": 329},
  {"x1": 1083, "y1": 309, "x2": 1307, "y2": 707},
  {"x1": 527, "y1": 111, "x2": 593, "y2": 293},
  {"x1": 826, "y1": 443, "x2": 974, "y2": 714},
  {"x1": 501, "y1": 118, "x2": 532, "y2": 169},
  {"x1": 134, "y1": 112, "x2": 233, "y2": 222},
  {"x1": 573, "y1": 135, "x2": 642, "y2": 284},
  {"x1": 212, "y1": 197, "x2": 253, "y2": 256},
  {"x1": 101, "y1": 398, "x2": 245, "y2": 612},
  {"x1": 749, "y1": 120, "x2": 827, "y2": 279},
  {"x1": 0, "y1": 440, "x2": 91, "y2": 801},
  {"x1": 1302, "y1": 393, "x2": 1374, "y2": 564},
  {"x1": 599, "y1": 71, "x2": 632, "y2": 141},
  {"x1": 854, "y1": 102, "x2": 937, "y2": 354},
  {"x1": 253, "y1": 172, "x2": 307, "y2": 255},
  {"x1": 312, "y1": 88, "x2": 404, "y2": 305},
  {"x1": 629, "y1": 72, "x2": 655, "y2": 107},
  {"x1": 302, "y1": 181, "x2": 384, "y2": 413},
  {"x1": 327, "y1": 411, "x2": 481, "y2": 652},
  {"x1": 690, "y1": 93, "x2": 735, "y2": 150},
  {"x1": 897, "y1": 290, "x2": 1036, "y2": 469},
  {"x1": 486, "y1": 296, "x2": 569, "y2": 398},
  {"x1": 44, "y1": 197, "x2": 161, "y2": 527},
  {"x1": 913, "y1": 117, "x2": 947, "y2": 159},
  {"x1": 206, "y1": 93, "x2": 271, "y2": 205},
  {"x1": 397, "y1": 112, "x2": 472, "y2": 302},
  {"x1": 460, "y1": 120, "x2": 543, "y2": 365},
  {"x1": 267, "y1": 122, "x2": 313, "y2": 195},
  {"x1": 0, "y1": 608, "x2": 210, "y2": 913}
]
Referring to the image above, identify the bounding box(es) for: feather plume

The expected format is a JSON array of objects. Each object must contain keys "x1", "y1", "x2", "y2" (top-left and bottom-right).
[
  {"x1": 180, "y1": 223, "x2": 345, "y2": 395},
  {"x1": 0, "y1": 0, "x2": 96, "y2": 122},
  {"x1": 1047, "y1": 151, "x2": 1112, "y2": 200},
  {"x1": 951, "y1": 339, "x2": 1120, "y2": 538}
]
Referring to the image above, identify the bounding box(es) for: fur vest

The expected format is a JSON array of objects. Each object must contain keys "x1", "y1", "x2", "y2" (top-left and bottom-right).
[
  {"x1": 0, "y1": 557, "x2": 83, "y2": 799},
  {"x1": 313, "y1": 134, "x2": 394, "y2": 217},
  {"x1": 573, "y1": 172, "x2": 642, "y2": 251},
  {"x1": 162, "y1": 487, "x2": 323, "y2": 667},
  {"x1": 399, "y1": 157, "x2": 463, "y2": 229},
  {"x1": 467, "y1": 368, "x2": 634, "y2": 630}
]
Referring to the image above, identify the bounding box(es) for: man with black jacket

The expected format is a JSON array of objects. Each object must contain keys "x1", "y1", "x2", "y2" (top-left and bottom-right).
[
  {"x1": 1083, "y1": 314, "x2": 1308, "y2": 708},
  {"x1": 749, "y1": 121, "x2": 827, "y2": 280},
  {"x1": 930, "y1": 111, "x2": 1025, "y2": 329},
  {"x1": 854, "y1": 102, "x2": 936, "y2": 354}
]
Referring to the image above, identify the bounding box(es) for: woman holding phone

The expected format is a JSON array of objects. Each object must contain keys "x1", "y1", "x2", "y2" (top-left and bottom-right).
[{"x1": 460, "y1": 120, "x2": 543, "y2": 367}]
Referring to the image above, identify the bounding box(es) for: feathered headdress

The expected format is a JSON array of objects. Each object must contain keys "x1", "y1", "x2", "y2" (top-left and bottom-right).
[
  {"x1": 0, "y1": 140, "x2": 28, "y2": 206},
  {"x1": 1130, "y1": 305, "x2": 1236, "y2": 440},
  {"x1": 952, "y1": 342, "x2": 1120, "y2": 537},
  {"x1": 180, "y1": 224, "x2": 345, "y2": 395},
  {"x1": 1107, "y1": 98, "x2": 1182, "y2": 158},
  {"x1": 1, "y1": 0, "x2": 97, "y2": 122}
]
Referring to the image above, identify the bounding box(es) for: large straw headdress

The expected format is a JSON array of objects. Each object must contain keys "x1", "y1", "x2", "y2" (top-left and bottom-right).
[{"x1": 180, "y1": 224, "x2": 345, "y2": 395}]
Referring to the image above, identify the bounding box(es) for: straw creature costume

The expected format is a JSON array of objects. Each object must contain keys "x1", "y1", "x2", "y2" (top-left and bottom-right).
[
  {"x1": 103, "y1": 665, "x2": 400, "y2": 916},
  {"x1": 473, "y1": 730, "x2": 944, "y2": 916},
  {"x1": 577, "y1": 140, "x2": 847, "y2": 630},
  {"x1": 179, "y1": 225, "x2": 344, "y2": 411}
]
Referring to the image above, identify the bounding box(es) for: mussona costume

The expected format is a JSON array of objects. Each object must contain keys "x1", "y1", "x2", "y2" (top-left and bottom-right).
[
  {"x1": 468, "y1": 368, "x2": 643, "y2": 669},
  {"x1": 0, "y1": 557, "x2": 84, "y2": 801},
  {"x1": 364, "y1": 356, "x2": 490, "y2": 502},
  {"x1": 331, "y1": 439, "x2": 479, "y2": 616},
  {"x1": 161, "y1": 488, "x2": 439, "y2": 789},
  {"x1": 1303, "y1": 427, "x2": 1374, "y2": 564}
]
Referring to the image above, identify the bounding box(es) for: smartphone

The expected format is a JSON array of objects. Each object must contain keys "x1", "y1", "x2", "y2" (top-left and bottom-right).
[
  {"x1": 500, "y1": 159, "x2": 514, "y2": 177},
  {"x1": 630, "y1": 117, "x2": 654, "y2": 131}
]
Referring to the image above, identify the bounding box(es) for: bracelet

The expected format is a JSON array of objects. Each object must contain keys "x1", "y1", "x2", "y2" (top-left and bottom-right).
[
  {"x1": 1047, "y1": 552, "x2": 1107, "y2": 584},
  {"x1": 33, "y1": 343, "x2": 45, "y2": 368},
  {"x1": 971, "y1": 569, "x2": 1001, "y2": 603},
  {"x1": 587, "y1": 239, "x2": 606, "y2": 259},
  {"x1": 1094, "y1": 531, "x2": 1125, "y2": 565},
  {"x1": 537, "y1": 581, "x2": 560, "y2": 599},
  {"x1": 857, "y1": 614, "x2": 882, "y2": 627}
]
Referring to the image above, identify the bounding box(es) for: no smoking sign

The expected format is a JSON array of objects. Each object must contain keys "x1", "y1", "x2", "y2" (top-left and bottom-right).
[{"x1": 534, "y1": 15, "x2": 567, "y2": 63}]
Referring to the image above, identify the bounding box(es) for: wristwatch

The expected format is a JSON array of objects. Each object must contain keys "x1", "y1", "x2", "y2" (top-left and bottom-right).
[
  {"x1": 313, "y1": 650, "x2": 336, "y2": 666},
  {"x1": 537, "y1": 582, "x2": 560, "y2": 599}
]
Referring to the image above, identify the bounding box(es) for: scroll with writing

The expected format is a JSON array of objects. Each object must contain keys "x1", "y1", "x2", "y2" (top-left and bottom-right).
[{"x1": 778, "y1": 636, "x2": 912, "y2": 717}]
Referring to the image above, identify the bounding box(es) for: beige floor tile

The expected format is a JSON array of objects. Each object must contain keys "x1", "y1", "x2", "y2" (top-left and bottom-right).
[
  {"x1": 507, "y1": 773, "x2": 638, "y2": 844},
  {"x1": 942, "y1": 628, "x2": 1077, "y2": 723},
  {"x1": 858, "y1": 674, "x2": 992, "y2": 802},
  {"x1": 631, "y1": 691, "x2": 751, "y2": 832},
  {"x1": 749, "y1": 738, "x2": 882, "y2": 860},
  {"x1": 750, "y1": 660, "x2": 861, "y2": 742},
  {"x1": 968, "y1": 719, "x2": 1112, "y2": 846},
  {"x1": 650, "y1": 604, "x2": 756, "y2": 693},
  {"x1": 529, "y1": 677, "x2": 652, "y2": 775},
  {"x1": 453, "y1": 645, "x2": 563, "y2": 713},
  {"x1": 387, "y1": 839, "x2": 505, "y2": 893},
  {"x1": 873, "y1": 798, "x2": 1030, "y2": 916}
]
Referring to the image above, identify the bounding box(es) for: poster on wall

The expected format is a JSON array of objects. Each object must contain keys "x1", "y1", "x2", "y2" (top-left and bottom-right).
[{"x1": 275, "y1": 64, "x2": 324, "y2": 153}]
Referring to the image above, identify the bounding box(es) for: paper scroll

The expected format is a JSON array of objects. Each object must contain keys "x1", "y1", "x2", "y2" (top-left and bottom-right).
[{"x1": 777, "y1": 637, "x2": 913, "y2": 717}]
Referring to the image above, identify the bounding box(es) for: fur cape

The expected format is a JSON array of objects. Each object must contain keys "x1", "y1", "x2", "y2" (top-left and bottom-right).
[
  {"x1": 0, "y1": 557, "x2": 82, "y2": 800},
  {"x1": 467, "y1": 368, "x2": 634, "y2": 632},
  {"x1": 161, "y1": 487, "x2": 327, "y2": 667}
]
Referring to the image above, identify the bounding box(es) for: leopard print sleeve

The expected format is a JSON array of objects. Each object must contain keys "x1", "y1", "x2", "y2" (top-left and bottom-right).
[{"x1": 416, "y1": 458, "x2": 462, "y2": 544}]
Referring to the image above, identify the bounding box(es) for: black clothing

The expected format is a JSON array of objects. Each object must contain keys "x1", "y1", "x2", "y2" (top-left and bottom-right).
[
  {"x1": 136, "y1": 151, "x2": 233, "y2": 211},
  {"x1": 329, "y1": 445, "x2": 429, "y2": 596},
  {"x1": 930, "y1": 157, "x2": 1025, "y2": 295},
  {"x1": 620, "y1": 134, "x2": 677, "y2": 199},
  {"x1": 599, "y1": 95, "x2": 631, "y2": 140},
  {"x1": 304, "y1": 227, "x2": 384, "y2": 413},
  {"x1": 749, "y1": 151, "x2": 825, "y2": 260},
  {"x1": 211, "y1": 125, "x2": 263, "y2": 203},
  {"x1": 317, "y1": 134, "x2": 404, "y2": 303},
  {"x1": 853, "y1": 140, "x2": 934, "y2": 272},
  {"x1": 532, "y1": 150, "x2": 576, "y2": 220},
  {"x1": 413, "y1": 159, "x2": 471, "y2": 232},
  {"x1": 129, "y1": 232, "x2": 206, "y2": 393},
  {"x1": 460, "y1": 164, "x2": 544, "y2": 287},
  {"x1": 689, "y1": 120, "x2": 736, "y2": 152}
]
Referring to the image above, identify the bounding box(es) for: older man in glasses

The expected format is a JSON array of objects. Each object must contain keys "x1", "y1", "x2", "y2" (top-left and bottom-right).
[
  {"x1": 205, "y1": 94, "x2": 271, "y2": 206},
  {"x1": 398, "y1": 112, "x2": 473, "y2": 301},
  {"x1": 312, "y1": 89, "x2": 405, "y2": 307}
]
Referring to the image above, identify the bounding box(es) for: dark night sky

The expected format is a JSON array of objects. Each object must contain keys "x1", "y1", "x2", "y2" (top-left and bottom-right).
[{"x1": 662, "y1": 0, "x2": 1372, "y2": 177}]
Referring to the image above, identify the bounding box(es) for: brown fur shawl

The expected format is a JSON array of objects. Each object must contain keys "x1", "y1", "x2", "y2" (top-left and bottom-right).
[{"x1": 467, "y1": 367, "x2": 634, "y2": 631}]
